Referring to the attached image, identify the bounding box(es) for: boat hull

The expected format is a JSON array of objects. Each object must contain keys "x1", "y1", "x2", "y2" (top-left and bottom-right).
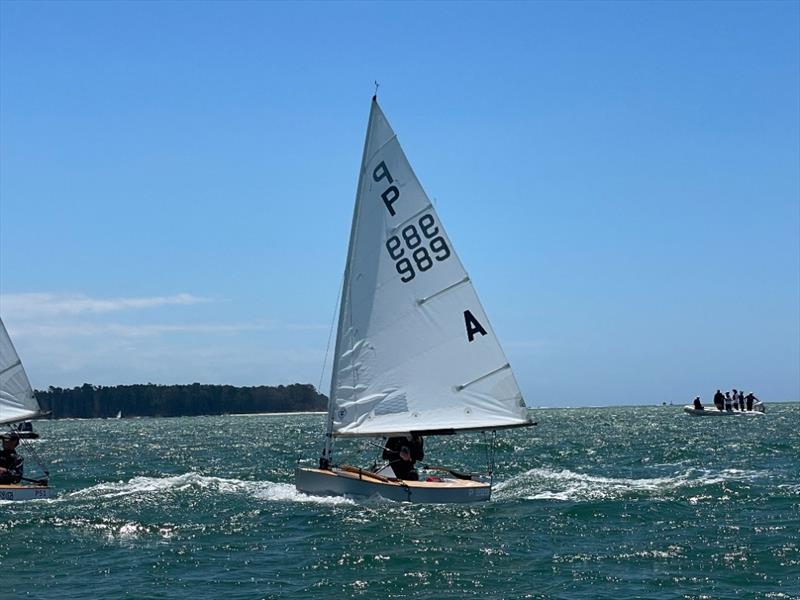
[
  {"x1": 295, "y1": 467, "x2": 491, "y2": 503},
  {"x1": 0, "y1": 485, "x2": 50, "y2": 501},
  {"x1": 683, "y1": 405, "x2": 765, "y2": 417}
]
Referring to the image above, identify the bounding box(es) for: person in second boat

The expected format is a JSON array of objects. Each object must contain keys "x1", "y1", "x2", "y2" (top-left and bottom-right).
[
  {"x1": 713, "y1": 389, "x2": 725, "y2": 411},
  {"x1": 693, "y1": 396, "x2": 703, "y2": 410},
  {"x1": 0, "y1": 432, "x2": 23, "y2": 485},
  {"x1": 382, "y1": 434, "x2": 424, "y2": 481}
]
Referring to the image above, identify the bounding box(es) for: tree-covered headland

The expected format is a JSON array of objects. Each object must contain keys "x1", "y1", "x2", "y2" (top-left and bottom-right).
[{"x1": 35, "y1": 383, "x2": 327, "y2": 419}]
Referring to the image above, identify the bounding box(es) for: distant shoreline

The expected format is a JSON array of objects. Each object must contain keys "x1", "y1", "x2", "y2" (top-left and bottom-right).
[
  {"x1": 45, "y1": 410, "x2": 328, "y2": 421},
  {"x1": 34, "y1": 383, "x2": 328, "y2": 419}
]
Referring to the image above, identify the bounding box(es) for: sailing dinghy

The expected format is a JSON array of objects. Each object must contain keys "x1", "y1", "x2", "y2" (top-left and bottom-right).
[
  {"x1": 295, "y1": 97, "x2": 534, "y2": 503},
  {"x1": 0, "y1": 317, "x2": 50, "y2": 500}
]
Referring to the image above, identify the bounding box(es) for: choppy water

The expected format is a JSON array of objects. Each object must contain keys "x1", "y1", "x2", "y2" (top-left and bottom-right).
[{"x1": 2, "y1": 404, "x2": 798, "y2": 599}]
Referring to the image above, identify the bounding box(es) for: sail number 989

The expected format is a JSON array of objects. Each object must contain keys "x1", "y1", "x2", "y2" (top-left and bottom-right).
[{"x1": 386, "y1": 214, "x2": 451, "y2": 283}]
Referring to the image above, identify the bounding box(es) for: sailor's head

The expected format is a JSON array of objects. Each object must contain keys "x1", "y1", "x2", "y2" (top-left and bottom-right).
[{"x1": 1, "y1": 432, "x2": 20, "y2": 450}]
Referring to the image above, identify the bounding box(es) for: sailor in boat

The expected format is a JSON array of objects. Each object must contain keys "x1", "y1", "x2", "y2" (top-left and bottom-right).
[
  {"x1": 692, "y1": 396, "x2": 703, "y2": 410},
  {"x1": 381, "y1": 434, "x2": 424, "y2": 480},
  {"x1": 0, "y1": 432, "x2": 24, "y2": 485}
]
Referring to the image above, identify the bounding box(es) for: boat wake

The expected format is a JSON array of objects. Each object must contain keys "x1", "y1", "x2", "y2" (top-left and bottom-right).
[
  {"x1": 493, "y1": 467, "x2": 766, "y2": 502},
  {"x1": 66, "y1": 472, "x2": 355, "y2": 506}
]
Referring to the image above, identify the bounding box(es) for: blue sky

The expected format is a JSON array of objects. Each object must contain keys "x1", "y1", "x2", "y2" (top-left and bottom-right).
[{"x1": 1, "y1": 1, "x2": 797, "y2": 406}]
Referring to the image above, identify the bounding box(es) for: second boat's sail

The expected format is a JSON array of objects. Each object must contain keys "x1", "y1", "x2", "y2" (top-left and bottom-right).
[
  {"x1": 0, "y1": 317, "x2": 43, "y2": 425},
  {"x1": 329, "y1": 98, "x2": 531, "y2": 437}
]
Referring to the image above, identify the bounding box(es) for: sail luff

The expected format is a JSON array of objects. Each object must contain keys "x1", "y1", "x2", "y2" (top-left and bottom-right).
[{"x1": 322, "y1": 97, "x2": 381, "y2": 463}]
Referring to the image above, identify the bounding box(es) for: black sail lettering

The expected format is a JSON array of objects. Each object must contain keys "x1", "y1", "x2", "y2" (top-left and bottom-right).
[
  {"x1": 464, "y1": 310, "x2": 488, "y2": 342},
  {"x1": 373, "y1": 161, "x2": 393, "y2": 184},
  {"x1": 381, "y1": 185, "x2": 400, "y2": 216}
]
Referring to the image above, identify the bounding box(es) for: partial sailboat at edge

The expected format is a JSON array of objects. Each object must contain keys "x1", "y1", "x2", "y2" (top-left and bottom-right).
[
  {"x1": 295, "y1": 97, "x2": 534, "y2": 503},
  {"x1": 0, "y1": 317, "x2": 50, "y2": 500}
]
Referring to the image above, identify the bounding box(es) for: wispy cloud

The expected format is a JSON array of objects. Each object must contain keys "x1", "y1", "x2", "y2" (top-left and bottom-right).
[
  {"x1": 0, "y1": 291, "x2": 329, "y2": 388},
  {"x1": 0, "y1": 292, "x2": 211, "y2": 318}
]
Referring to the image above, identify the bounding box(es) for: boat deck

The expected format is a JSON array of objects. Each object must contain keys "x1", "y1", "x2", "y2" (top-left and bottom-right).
[
  {"x1": 296, "y1": 466, "x2": 491, "y2": 503},
  {"x1": 0, "y1": 484, "x2": 49, "y2": 501},
  {"x1": 315, "y1": 467, "x2": 489, "y2": 489}
]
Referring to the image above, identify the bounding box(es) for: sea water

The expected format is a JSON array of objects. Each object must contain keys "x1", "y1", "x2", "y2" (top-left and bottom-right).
[{"x1": 2, "y1": 404, "x2": 798, "y2": 599}]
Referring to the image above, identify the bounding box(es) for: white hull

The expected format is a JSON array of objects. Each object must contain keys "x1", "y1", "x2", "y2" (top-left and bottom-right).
[
  {"x1": 0, "y1": 484, "x2": 50, "y2": 501},
  {"x1": 683, "y1": 405, "x2": 765, "y2": 417},
  {"x1": 295, "y1": 467, "x2": 491, "y2": 503}
]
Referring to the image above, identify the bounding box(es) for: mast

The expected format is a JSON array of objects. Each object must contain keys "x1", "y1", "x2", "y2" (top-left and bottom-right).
[{"x1": 320, "y1": 96, "x2": 379, "y2": 469}]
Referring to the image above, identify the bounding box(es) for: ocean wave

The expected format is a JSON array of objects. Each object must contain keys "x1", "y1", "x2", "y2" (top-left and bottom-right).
[
  {"x1": 493, "y1": 467, "x2": 766, "y2": 501},
  {"x1": 65, "y1": 472, "x2": 355, "y2": 506}
]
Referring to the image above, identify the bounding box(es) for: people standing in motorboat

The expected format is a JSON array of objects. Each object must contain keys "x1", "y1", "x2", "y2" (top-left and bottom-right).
[
  {"x1": 737, "y1": 390, "x2": 746, "y2": 411},
  {"x1": 732, "y1": 389, "x2": 739, "y2": 410},
  {"x1": 0, "y1": 433, "x2": 23, "y2": 485},
  {"x1": 693, "y1": 396, "x2": 703, "y2": 410},
  {"x1": 382, "y1": 434, "x2": 424, "y2": 481},
  {"x1": 713, "y1": 390, "x2": 724, "y2": 411},
  {"x1": 724, "y1": 392, "x2": 733, "y2": 411},
  {"x1": 745, "y1": 392, "x2": 755, "y2": 411}
]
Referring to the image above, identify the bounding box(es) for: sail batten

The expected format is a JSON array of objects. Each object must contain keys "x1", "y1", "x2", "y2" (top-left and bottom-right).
[
  {"x1": 455, "y1": 363, "x2": 512, "y2": 392},
  {"x1": 327, "y1": 98, "x2": 531, "y2": 437},
  {"x1": 418, "y1": 277, "x2": 471, "y2": 305},
  {"x1": 0, "y1": 318, "x2": 42, "y2": 425},
  {"x1": 389, "y1": 204, "x2": 433, "y2": 233},
  {"x1": 0, "y1": 359, "x2": 23, "y2": 378}
]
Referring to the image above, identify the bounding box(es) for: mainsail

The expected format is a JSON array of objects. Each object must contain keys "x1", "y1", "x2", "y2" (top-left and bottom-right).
[
  {"x1": 327, "y1": 98, "x2": 531, "y2": 438},
  {"x1": 0, "y1": 317, "x2": 42, "y2": 425}
]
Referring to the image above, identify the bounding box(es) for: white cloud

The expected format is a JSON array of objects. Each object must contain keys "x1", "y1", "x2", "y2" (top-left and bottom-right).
[
  {"x1": 0, "y1": 291, "x2": 329, "y2": 388},
  {"x1": 0, "y1": 292, "x2": 211, "y2": 318}
]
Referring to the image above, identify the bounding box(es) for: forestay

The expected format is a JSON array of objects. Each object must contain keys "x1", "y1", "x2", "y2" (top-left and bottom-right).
[
  {"x1": 328, "y1": 98, "x2": 531, "y2": 437},
  {"x1": 0, "y1": 317, "x2": 42, "y2": 425}
]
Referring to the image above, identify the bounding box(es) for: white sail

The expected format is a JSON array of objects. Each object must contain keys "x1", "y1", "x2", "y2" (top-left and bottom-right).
[
  {"x1": 328, "y1": 98, "x2": 531, "y2": 437},
  {"x1": 0, "y1": 317, "x2": 42, "y2": 425}
]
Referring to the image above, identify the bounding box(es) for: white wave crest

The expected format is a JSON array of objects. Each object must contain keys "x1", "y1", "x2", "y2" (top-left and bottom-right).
[
  {"x1": 493, "y1": 467, "x2": 765, "y2": 502},
  {"x1": 67, "y1": 472, "x2": 355, "y2": 506}
]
